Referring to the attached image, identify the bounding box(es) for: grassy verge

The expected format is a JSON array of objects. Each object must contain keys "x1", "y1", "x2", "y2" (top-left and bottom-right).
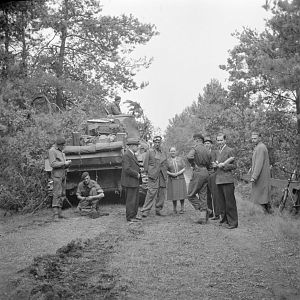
[{"x1": 237, "y1": 182, "x2": 300, "y2": 242}]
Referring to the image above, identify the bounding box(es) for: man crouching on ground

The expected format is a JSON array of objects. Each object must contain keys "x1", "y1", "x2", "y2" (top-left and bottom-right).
[{"x1": 76, "y1": 172, "x2": 104, "y2": 212}]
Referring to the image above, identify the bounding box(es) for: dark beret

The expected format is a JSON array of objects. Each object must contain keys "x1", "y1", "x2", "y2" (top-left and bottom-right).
[
  {"x1": 204, "y1": 136, "x2": 213, "y2": 143},
  {"x1": 193, "y1": 133, "x2": 204, "y2": 141},
  {"x1": 153, "y1": 135, "x2": 162, "y2": 142},
  {"x1": 81, "y1": 171, "x2": 89, "y2": 180},
  {"x1": 56, "y1": 136, "x2": 66, "y2": 145},
  {"x1": 127, "y1": 137, "x2": 140, "y2": 145}
]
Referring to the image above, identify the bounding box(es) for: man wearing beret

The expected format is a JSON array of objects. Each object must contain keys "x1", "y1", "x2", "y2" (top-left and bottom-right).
[
  {"x1": 109, "y1": 96, "x2": 122, "y2": 115},
  {"x1": 121, "y1": 138, "x2": 142, "y2": 222},
  {"x1": 204, "y1": 136, "x2": 220, "y2": 220},
  {"x1": 187, "y1": 133, "x2": 212, "y2": 224},
  {"x1": 76, "y1": 171, "x2": 105, "y2": 212},
  {"x1": 141, "y1": 135, "x2": 168, "y2": 217},
  {"x1": 48, "y1": 136, "x2": 72, "y2": 220}
]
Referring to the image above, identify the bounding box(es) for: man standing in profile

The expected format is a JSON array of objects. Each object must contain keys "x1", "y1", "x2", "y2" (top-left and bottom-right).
[
  {"x1": 48, "y1": 136, "x2": 71, "y2": 220},
  {"x1": 187, "y1": 133, "x2": 211, "y2": 224},
  {"x1": 121, "y1": 138, "x2": 142, "y2": 223},
  {"x1": 141, "y1": 136, "x2": 168, "y2": 217},
  {"x1": 215, "y1": 133, "x2": 238, "y2": 229},
  {"x1": 250, "y1": 131, "x2": 272, "y2": 213},
  {"x1": 204, "y1": 136, "x2": 220, "y2": 220}
]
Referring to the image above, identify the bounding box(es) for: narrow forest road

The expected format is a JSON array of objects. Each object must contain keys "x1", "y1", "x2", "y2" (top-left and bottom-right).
[{"x1": 1, "y1": 189, "x2": 300, "y2": 300}]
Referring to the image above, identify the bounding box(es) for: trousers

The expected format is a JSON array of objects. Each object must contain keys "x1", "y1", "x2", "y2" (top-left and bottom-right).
[
  {"x1": 207, "y1": 172, "x2": 220, "y2": 215},
  {"x1": 52, "y1": 176, "x2": 66, "y2": 208},
  {"x1": 187, "y1": 168, "x2": 209, "y2": 211},
  {"x1": 124, "y1": 186, "x2": 139, "y2": 221},
  {"x1": 78, "y1": 187, "x2": 100, "y2": 210},
  {"x1": 217, "y1": 183, "x2": 238, "y2": 227},
  {"x1": 141, "y1": 177, "x2": 166, "y2": 215}
]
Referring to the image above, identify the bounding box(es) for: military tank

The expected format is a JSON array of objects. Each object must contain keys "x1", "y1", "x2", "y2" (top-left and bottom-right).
[{"x1": 45, "y1": 114, "x2": 147, "y2": 204}]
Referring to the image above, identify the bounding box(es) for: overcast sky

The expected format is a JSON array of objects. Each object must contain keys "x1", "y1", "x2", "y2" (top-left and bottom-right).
[{"x1": 101, "y1": 0, "x2": 270, "y2": 133}]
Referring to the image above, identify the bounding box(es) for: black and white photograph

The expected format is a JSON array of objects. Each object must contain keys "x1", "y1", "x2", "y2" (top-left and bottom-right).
[{"x1": 0, "y1": 0, "x2": 300, "y2": 299}]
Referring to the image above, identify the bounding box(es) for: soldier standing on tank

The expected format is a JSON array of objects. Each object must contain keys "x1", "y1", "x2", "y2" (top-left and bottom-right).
[
  {"x1": 109, "y1": 96, "x2": 122, "y2": 115},
  {"x1": 48, "y1": 136, "x2": 71, "y2": 220}
]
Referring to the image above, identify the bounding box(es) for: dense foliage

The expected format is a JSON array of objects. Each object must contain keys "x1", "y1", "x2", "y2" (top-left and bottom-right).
[
  {"x1": 165, "y1": 0, "x2": 300, "y2": 179},
  {"x1": 0, "y1": 0, "x2": 157, "y2": 211}
]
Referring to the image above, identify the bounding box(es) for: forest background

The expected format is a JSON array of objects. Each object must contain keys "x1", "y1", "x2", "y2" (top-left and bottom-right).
[{"x1": 0, "y1": 0, "x2": 299, "y2": 212}]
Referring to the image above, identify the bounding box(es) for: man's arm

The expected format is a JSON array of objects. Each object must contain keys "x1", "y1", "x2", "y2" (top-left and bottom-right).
[
  {"x1": 187, "y1": 148, "x2": 196, "y2": 167},
  {"x1": 143, "y1": 150, "x2": 150, "y2": 173},
  {"x1": 76, "y1": 183, "x2": 85, "y2": 201},
  {"x1": 251, "y1": 146, "x2": 264, "y2": 182},
  {"x1": 218, "y1": 149, "x2": 236, "y2": 171},
  {"x1": 49, "y1": 149, "x2": 65, "y2": 169}
]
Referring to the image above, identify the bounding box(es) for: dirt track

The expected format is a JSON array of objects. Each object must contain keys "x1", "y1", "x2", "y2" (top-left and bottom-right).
[{"x1": 1, "y1": 188, "x2": 300, "y2": 299}]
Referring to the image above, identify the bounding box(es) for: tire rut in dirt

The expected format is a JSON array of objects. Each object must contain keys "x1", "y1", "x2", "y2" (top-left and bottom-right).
[{"x1": 9, "y1": 235, "x2": 122, "y2": 299}]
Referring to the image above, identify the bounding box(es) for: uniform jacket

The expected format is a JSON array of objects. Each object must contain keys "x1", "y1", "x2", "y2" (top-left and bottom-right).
[
  {"x1": 48, "y1": 145, "x2": 67, "y2": 178},
  {"x1": 215, "y1": 145, "x2": 236, "y2": 184},
  {"x1": 121, "y1": 149, "x2": 140, "y2": 187},
  {"x1": 187, "y1": 143, "x2": 211, "y2": 170},
  {"x1": 109, "y1": 102, "x2": 121, "y2": 115},
  {"x1": 143, "y1": 148, "x2": 168, "y2": 182},
  {"x1": 76, "y1": 180, "x2": 103, "y2": 197},
  {"x1": 250, "y1": 142, "x2": 271, "y2": 204}
]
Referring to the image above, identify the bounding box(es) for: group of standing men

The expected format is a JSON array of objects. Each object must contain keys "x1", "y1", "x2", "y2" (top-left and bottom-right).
[
  {"x1": 121, "y1": 135, "x2": 168, "y2": 222},
  {"x1": 121, "y1": 130, "x2": 272, "y2": 228},
  {"x1": 121, "y1": 132, "x2": 239, "y2": 229},
  {"x1": 186, "y1": 133, "x2": 238, "y2": 229},
  {"x1": 49, "y1": 128, "x2": 271, "y2": 224}
]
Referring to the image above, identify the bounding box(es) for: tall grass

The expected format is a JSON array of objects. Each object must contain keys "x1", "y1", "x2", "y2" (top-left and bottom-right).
[{"x1": 237, "y1": 183, "x2": 300, "y2": 242}]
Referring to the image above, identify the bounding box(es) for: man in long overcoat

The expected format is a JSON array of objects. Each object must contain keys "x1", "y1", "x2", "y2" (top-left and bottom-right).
[
  {"x1": 215, "y1": 133, "x2": 238, "y2": 229},
  {"x1": 141, "y1": 136, "x2": 168, "y2": 217},
  {"x1": 250, "y1": 132, "x2": 271, "y2": 213},
  {"x1": 121, "y1": 138, "x2": 141, "y2": 222}
]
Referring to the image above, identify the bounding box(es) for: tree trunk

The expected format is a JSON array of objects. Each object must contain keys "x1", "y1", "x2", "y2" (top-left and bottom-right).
[
  {"x1": 296, "y1": 89, "x2": 300, "y2": 167},
  {"x1": 55, "y1": 0, "x2": 68, "y2": 109},
  {"x1": 1, "y1": 8, "x2": 10, "y2": 82},
  {"x1": 20, "y1": 11, "x2": 27, "y2": 77}
]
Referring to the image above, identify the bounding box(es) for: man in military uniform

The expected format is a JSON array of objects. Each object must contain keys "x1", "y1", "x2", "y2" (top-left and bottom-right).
[
  {"x1": 109, "y1": 96, "x2": 122, "y2": 115},
  {"x1": 187, "y1": 133, "x2": 212, "y2": 224},
  {"x1": 76, "y1": 171, "x2": 105, "y2": 212},
  {"x1": 48, "y1": 136, "x2": 71, "y2": 220},
  {"x1": 141, "y1": 136, "x2": 168, "y2": 217}
]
